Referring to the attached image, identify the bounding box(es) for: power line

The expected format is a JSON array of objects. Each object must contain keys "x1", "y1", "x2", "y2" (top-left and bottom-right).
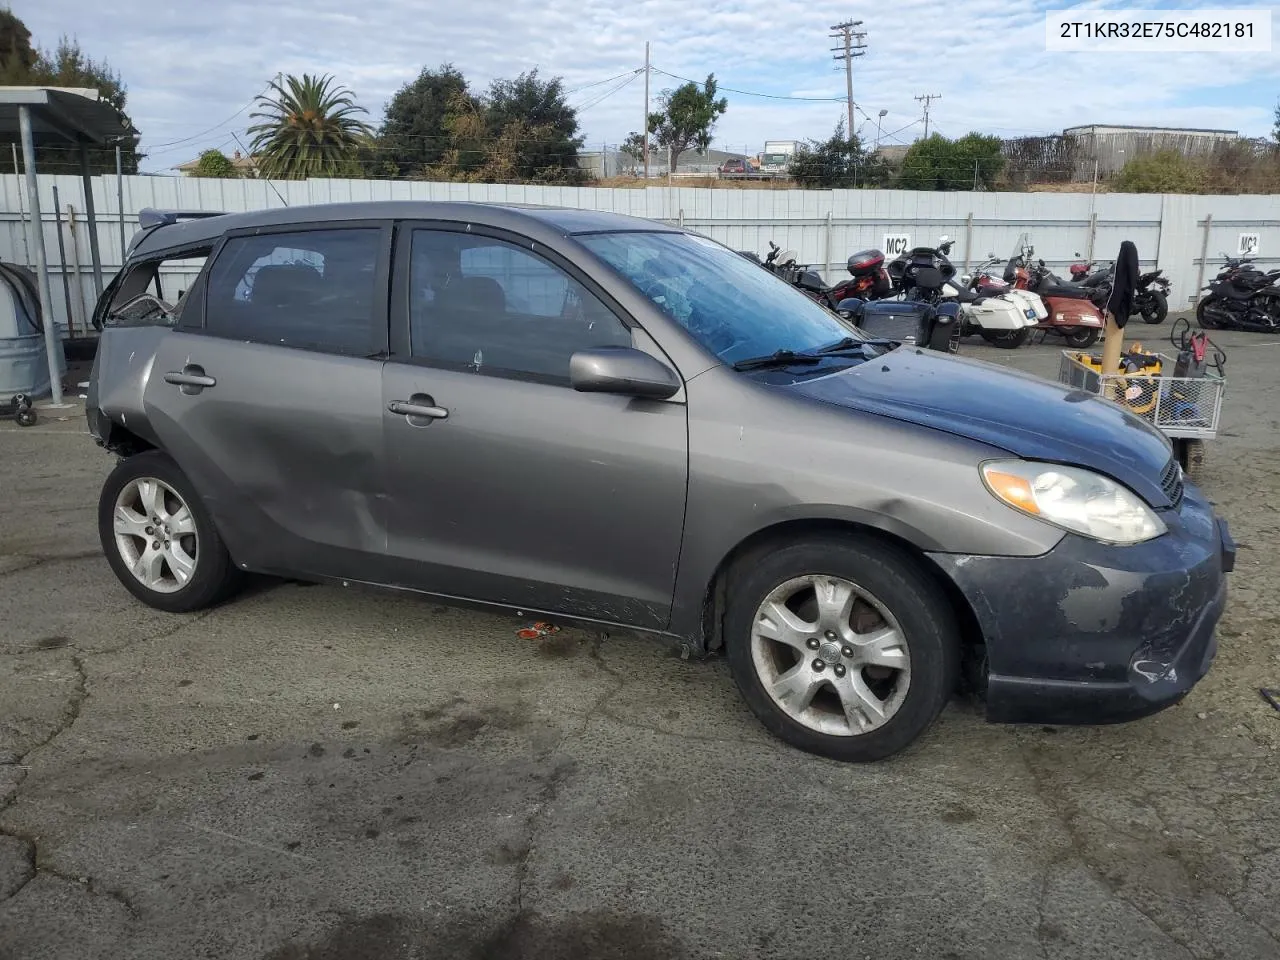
[
  {"x1": 573, "y1": 72, "x2": 642, "y2": 113},
  {"x1": 144, "y1": 78, "x2": 277, "y2": 150},
  {"x1": 650, "y1": 67, "x2": 845, "y2": 102},
  {"x1": 565, "y1": 69, "x2": 643, "y2": 95}
]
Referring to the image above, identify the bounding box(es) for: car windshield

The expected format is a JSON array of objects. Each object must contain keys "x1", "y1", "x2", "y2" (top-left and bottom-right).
[{"x1": 578, "y1": 231, "x2": 862, "y2": 365}]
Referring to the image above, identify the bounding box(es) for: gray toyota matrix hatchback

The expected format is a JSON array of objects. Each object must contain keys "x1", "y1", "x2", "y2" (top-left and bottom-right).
[{"x1": 86, "y1": 202, "x2": 1235, "y2": 761}]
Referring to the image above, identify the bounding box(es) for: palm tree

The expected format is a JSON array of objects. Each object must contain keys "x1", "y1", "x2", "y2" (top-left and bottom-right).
[{"x1": 247, "y1": 73, "x2": 372, "y2": 179}]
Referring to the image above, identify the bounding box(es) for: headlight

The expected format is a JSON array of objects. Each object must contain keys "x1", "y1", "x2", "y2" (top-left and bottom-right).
[{"x1": 981, "y1": 460, "x2": 1166, "y2": 544}]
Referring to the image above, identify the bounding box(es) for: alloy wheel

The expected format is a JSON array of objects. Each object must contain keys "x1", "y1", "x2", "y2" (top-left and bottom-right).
[
  {"x1": 750, "y1": 575, "x2": 911, "y2": 737},
  {"x1": 112, "y1": 477, "x2": 199, "y2": 594}
]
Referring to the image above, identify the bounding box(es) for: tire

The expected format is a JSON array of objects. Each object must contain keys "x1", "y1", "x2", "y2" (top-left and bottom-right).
[
  {"x1": 724, "y1": 537, "x2": 961, "y2": 762},
  {"x1": 1196, "y1": 297, "x2": 1221, "y2": 330},
  {"x1": 1062, "y1": 327, "x2": 1099, "y2": 348},
  {"x1": 98, "y1": 450, "x2": 241, "y2": 612},
  {"x1": 979, "y1": 327, "x2": 1030, "y2": 349},
  {"x1": 1140, "y1": 291, "x2": 1168, "y2": 324},
  {"x1": 1175, "y1": 438, "x2": 1206, "y2": 484}
]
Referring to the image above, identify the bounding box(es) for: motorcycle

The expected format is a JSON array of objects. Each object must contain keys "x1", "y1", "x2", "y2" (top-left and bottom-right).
[
  {"x1": 1068, "y1": 252, "x2": 1170, "y2": 324},
  {"x1": 834, "y1": 258, "x2": 962, "y2": 352},
  {"x1": 959, "y1": 255, "x2": 1046, "y2": 348},
  {"x1": 885, "y1": 237, "x2": 1038, "y2": 348},
  {"x1": 1196, "y1": 252, "x2": 1280, "y2": 332},
  {"x1": 1004, "y1": 234, "x2": 1107, "y2": 347}
]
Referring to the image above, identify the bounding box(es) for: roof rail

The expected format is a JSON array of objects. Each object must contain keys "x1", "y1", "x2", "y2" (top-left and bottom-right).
[{"x1": 136, "y1": 208, "x2": 228, "y2": 230}]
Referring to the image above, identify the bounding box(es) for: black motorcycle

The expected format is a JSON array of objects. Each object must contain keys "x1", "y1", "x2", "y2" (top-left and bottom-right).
[
  {"x1": 1197, "y1": 257, "x2": 1280, "y2": 332},
  {"x1": 1077, "y1": 264, "x2": 1170, "y2": 324}
]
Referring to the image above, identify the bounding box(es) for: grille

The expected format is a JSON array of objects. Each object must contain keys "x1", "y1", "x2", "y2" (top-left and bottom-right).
[{"x1": 1160, "y1": 457, "x2": 1184, "y2": 508}]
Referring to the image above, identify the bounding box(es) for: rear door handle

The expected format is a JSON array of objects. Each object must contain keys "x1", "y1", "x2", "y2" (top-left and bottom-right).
[
  {"x1": 388, "y1": 400, "x2": 448, "y2": 420},
  {"x1": 163, "y1": 365, "x2": 216, "y2": 394}
]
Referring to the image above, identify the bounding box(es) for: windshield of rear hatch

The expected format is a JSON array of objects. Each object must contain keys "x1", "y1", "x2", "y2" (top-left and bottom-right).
[{"x1": 578, "y1": 231, "x2": 861, "y2": 365}]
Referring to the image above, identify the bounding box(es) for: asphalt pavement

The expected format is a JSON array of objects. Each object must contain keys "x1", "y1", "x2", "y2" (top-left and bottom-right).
[{"x1": 1, "y1": 329, "x2": 1277, "y2": 960}]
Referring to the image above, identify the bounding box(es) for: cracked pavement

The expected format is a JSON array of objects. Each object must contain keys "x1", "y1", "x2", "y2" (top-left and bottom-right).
[{"x1": 1, "y1": 332, "x2": 1278, "y2": 959}]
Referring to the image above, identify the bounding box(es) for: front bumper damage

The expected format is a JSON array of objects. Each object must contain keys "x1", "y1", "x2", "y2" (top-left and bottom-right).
[{"x1": 929, "y1": 485, "x2": 1235, "y2": 726}]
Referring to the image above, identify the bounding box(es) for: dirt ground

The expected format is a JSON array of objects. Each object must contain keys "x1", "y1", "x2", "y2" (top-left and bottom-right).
[{"x1": 1, "y1": 324, "x2": 1277, "y2": 960}]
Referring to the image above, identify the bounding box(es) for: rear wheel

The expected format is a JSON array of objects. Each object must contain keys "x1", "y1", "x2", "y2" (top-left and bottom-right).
[
  {"x1": 1140, "y1": 291, "x2": 1169, "y2": 324},
  {"x1": 98, "y1": 450, "x2": 242, "y2": 612},
  {"x1": 725, "y1": 537, "x2": 960, "y2": 762},
  {"x1": 1062, "y1": 327, "x2": 1099, "y2": 348},
  {"x1": 979, "y1": 327, "x2": 1030, "y2": 349}
]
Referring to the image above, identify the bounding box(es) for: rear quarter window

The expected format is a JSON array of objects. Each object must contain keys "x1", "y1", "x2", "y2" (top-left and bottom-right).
[{"x1": 99, "y1": 249, "x2": 213, "y2": 328}]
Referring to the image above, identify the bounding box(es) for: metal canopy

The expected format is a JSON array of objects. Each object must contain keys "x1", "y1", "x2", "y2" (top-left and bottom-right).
[
  {"x1": 4, "y1": 87, "x2": 138, "y2": 405},
  {"x1": 0, "y1": 86, "x2": 136, "y2": 145}
]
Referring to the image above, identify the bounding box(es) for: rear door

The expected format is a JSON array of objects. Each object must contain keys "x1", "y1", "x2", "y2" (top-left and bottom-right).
[
  {"x1": 142, "y1": 222, "x2": 392, "y2": 581},
  {"x1": 380, "y1": 224, "x2": 689, "y2": 629}
]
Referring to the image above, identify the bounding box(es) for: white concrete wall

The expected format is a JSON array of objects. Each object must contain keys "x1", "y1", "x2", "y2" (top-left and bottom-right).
[{"x1": 3, "y1": 173, "x2": 1278, "y2": 335}]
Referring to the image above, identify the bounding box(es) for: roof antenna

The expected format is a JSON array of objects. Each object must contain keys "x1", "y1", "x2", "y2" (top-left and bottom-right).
[{"x1": 232, "y1": 132, "x2": 289, "y2": 207}]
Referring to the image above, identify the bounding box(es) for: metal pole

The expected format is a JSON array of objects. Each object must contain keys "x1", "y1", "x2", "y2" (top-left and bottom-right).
[
  {"x1": 78, "y1": 144, "x2": 105, "y2": 297},
  {"x1": 1086, "y1": 212, "x2": 1098, "y2": 263},
  {"x1": 66, "y1": 204, "x2": 88, "y2": 338},
  {"x1": 843, "y1": 31, "x2": 855, "y2": 139},
  {"x1": 116, "y1": 144, "x2": 126, "y2": 269},
  {"x1": 963, "y1": 212, "x2": 973, "y2": 274},
  {"x1": 18, "y1": 105, "x2": 65, "y2": 405},
  {"x1": 824, "y1": 210, "x2": 833, "y2": 284},
  {"x1": 12, "y1": 143, "x2": 31, "y2": 267},
  {"x1": 973, "y1": 159, "x2": 979, "y2": 192},
  {"x1": 1194, "y1": 213, "x2": 1212, "y2": 307},
  {"x1": 642, "y1": 42, "x2": 650, "y2": 180},
  {"x1": 51, "y1": 186, "x2": 78, "y2": 338}
]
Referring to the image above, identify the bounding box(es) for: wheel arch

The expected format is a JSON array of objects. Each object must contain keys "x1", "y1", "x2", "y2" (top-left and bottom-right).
[{"x1": 696, "y1": 518, "x2": 985, "y2": 681}]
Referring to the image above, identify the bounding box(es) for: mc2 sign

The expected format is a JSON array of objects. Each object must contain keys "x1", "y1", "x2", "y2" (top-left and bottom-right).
[{"x1": 882, "y1": 235, "x2": 911, "y2": 258}]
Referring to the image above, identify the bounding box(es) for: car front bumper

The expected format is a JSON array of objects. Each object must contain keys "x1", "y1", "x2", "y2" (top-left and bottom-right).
[{"x1": 928, "y1": 485, "x2": 1235, "y2": 726}]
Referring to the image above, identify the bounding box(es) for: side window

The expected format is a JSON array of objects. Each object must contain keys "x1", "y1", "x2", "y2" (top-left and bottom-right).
[
  {"x1": 205, "y1": 228, "x2": 381, "y2": 356},
  {"x1": 408, "y1": 229, "x2": 631, "y2": 383},
  {"x1": 101, "y1": 249, "x2": 212, "y2": 329}
]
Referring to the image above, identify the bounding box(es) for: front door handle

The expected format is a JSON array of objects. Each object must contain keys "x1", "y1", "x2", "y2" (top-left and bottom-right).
[
  {"x1": 163, "y1": 365, "x2": 216, "y2": 394},
  {"x1": 388, "y1": 399, "x2": 448, "y2": 421}
]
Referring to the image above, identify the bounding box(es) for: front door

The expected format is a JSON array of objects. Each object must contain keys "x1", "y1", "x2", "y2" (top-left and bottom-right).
[
  {"x1": 381, "y1": 225, "x2": 688, "y2": 629},
  {"x1": 142, "y1": 223, "x2": 391, "y2": 581}
]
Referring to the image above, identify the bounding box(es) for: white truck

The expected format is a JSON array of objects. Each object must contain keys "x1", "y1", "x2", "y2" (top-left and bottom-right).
[{"x1": 759, "y1": 140, "x2": 800, "y2": 175}]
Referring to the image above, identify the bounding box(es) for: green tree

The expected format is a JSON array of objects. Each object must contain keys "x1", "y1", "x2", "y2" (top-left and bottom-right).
[
  {"x1": 787, "y1": 120, "x2": 888, "y2": 188},
  {"x1": 377, "y1": 64, "x2": 475, "y2": 176},
  {"x1": 190, "y1": 149, "x2": 238, "y2": 178},
  {"x1": 248, "y1": 73, "x2": 373, "y2": 180},
  {"x1": 646, "y1": 75, "x2": 727, "y2": 172},
  {"x1": 897, "y1": 132, "x2": 1004, "y2": 190},
  {"x1": 1273, "y1": 98, "x2": 1279, "y2": 144},
  {"x1": 620, "y1": 131, "x2": 652, "y2": 173},
  {"x1": 0, "y1": 18, "x2": 141, "y2": 175},
  {"x1": 0, "y1": 7, "x2": 36, "y2": 83},
  {"x1": 483, "y1": 69, "x2": 585, "y2": 182},
  {"x1": 1112, "y1": 149, "x2": 1204, "y2": 193}
]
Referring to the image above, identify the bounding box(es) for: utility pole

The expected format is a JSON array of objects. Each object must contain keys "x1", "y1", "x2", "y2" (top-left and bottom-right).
[
  {"x1": 914, "y1": 93, "x2": 941, "y2": 139},
  {"x1": 642, "y1": 42, "x2": 651, "y2": 179},
  {"x1": 830, "y1": 20, "x2": 866, "y2": 139}
]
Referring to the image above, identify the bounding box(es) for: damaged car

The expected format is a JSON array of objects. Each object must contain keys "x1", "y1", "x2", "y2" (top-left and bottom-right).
[{"x1": 86, "y1": 202, "x2": 1235, "y2": 761}]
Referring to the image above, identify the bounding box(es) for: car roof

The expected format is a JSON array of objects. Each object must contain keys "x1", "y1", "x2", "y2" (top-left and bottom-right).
[{"x1": 129, "y1": 201, "x2": 678, "y2": 258}]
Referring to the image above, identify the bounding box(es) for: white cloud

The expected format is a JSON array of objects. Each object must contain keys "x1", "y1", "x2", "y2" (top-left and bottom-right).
[{"x1": 17, "y1": 0, "x2": 1280, "y2": 171}]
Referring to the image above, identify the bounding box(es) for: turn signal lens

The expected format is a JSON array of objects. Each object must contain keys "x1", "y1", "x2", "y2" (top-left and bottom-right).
[{"x1": 982, "y1": 469, "x2": 1040, "y2": 515}]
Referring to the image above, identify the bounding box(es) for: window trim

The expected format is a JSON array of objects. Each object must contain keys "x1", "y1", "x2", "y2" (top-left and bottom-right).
[
  {"x1": 195, "y1": 219, "x2": 393, "y2": 358},
  {"x1": 388, "y1": 221, "x2": 637, "y2": 386}
]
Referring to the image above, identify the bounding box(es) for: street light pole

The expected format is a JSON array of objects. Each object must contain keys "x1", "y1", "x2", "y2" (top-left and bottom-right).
[{"x1": 875, "y1": 109, "x2": 887, "y2": 150}]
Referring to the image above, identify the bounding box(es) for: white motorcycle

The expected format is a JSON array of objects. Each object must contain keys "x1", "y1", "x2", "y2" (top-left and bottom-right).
[{"x1": 952, "y1": 253, "x2": 1045, "y2": 349}]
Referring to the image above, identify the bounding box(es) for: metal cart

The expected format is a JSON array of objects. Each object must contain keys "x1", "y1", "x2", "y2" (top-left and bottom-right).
[{"x1": 1058, "y1": 349, "x2": 1225, "y2": 482}]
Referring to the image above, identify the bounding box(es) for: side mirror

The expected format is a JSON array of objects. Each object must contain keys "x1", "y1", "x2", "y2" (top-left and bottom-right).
[
  {"x1": 835, "y1": 297, "x2": 866, "y2": 319},
  {"x1": 570, "y1": 347, "x2": 680, "y2": 400}
]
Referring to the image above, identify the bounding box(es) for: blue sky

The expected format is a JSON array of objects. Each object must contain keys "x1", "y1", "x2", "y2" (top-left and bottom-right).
[{"x1": 16, "y1": 0, "x2": 1280, "y2": 172}]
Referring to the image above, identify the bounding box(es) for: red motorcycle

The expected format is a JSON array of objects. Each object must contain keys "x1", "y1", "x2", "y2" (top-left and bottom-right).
[{"x1": 1004, "y1": 235, "x2": 1106, "y2": 347}]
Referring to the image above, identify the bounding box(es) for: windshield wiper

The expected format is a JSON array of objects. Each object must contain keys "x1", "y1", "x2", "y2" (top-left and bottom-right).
[
  {"x1": 812, "y1": 336, "x2": 899, "y2": 355},
  {"x1": 732, "y1": 350, "x2": 824, "y2": 371}
]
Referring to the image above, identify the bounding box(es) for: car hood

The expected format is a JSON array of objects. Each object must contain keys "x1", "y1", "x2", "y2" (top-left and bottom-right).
[{"x1": 785, "y1": 348, "x2": 1176, "y2": 507}]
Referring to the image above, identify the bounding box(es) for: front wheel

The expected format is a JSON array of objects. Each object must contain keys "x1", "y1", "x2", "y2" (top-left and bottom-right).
[
  {"x1": 1140, "y1": 290, "x2": 1168, "y2": 324},
  {"x1": 725, "y1": 537, "x2": 960, "y2": 762},
  {"x1": 1175, "y1": 438, "x2": 1205, "y2": 484},
  {"x1": 979, "y1": 327, "x2": 1030, "y2": 349},
  {"x1": 1196, "y1": 297, "x2": 1222, "y2": 329},
  {"x1": 98, "y1": 450, "x2": 242, "y2": 612},
  {"x1": 1062, "y1": 327, "x2": 1099, "y2": 348}
]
